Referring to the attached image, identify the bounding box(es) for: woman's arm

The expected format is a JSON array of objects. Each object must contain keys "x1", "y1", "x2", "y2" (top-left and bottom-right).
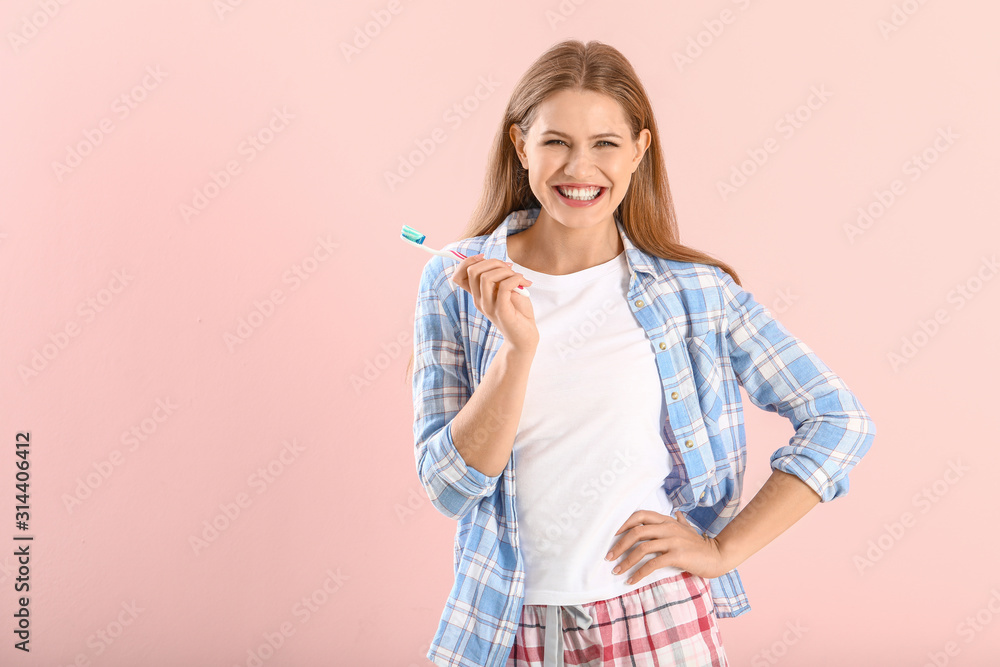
[
  {"x1": 412, "y1": 254, "x2": 537, "y2": 519},
  {"x1": 712, "y1": 265, "x2": 877, "y2": 566},
  {"x1": 715, "y1": 265, "x2": 877, "y2": 505},
  {"x1": 451, "y1": 340, "x2": 536, "y2": 479},
  {"x1": 715, "y1": 468, "x2": 821, "y2": 571}
]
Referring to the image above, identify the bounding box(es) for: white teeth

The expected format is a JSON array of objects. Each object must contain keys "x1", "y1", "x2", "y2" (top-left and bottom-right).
[{"x1": 557, "y1": 186, "x2": 601, "y2": 200}]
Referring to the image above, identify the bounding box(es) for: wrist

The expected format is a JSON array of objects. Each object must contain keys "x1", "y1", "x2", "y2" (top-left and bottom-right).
[
  {"x1": 713, "y1": 535, "x2": 743, "y2": 574},
  {"x1": 503, "y1": 340, "x2": 537, "y2": 360}
]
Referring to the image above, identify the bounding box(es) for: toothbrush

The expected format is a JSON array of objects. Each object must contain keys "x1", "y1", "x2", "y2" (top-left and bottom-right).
[{"x1": 400, "y1": 225, "x2": 531, "y2": 298}]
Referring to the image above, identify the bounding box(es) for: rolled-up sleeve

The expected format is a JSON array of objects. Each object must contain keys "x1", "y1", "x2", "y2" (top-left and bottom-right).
[
  {"x1": 412, "y1": 255, "x2": 503, "y2": 520},
  {"x1": 715, "y1": 266, "x2": 876, "y2": 503}
]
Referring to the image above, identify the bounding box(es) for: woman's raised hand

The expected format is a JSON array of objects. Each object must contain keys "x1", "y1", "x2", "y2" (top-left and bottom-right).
[{"x1": 450, "y1": 254, "x2": 539, "y2": 353}]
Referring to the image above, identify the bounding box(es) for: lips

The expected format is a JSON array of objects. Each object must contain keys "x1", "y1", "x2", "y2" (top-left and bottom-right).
[
  {"x1": 553, "y1": 185, "x2": 607, "y2": 206},
  {"x1": 556, "y1": 184, "x2": 602, "y2": 196}
]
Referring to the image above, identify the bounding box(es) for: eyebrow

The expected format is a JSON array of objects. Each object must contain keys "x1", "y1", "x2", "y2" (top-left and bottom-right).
[{"x1": 540, "y1": 130, "x2": 623, "y2": 140}]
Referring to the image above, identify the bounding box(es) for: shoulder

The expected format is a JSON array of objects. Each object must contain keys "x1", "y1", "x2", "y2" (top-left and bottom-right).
[
  {"x1": 641, "y1": 257, "x2": 748, "y2": 326},
  {"x1": 648, "y1": 256, "x2": 730, "y2": 295},
  {"x1": 655, "y1": 257, "x2": 745, "y2": 300}
]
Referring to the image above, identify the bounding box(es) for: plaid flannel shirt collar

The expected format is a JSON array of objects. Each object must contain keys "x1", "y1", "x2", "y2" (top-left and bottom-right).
[{"x1": 478, "y1": 207, "x2": 659, "y2": 280}]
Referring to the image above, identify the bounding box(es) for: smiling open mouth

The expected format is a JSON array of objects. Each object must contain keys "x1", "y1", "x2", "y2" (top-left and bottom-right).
[
  {"x1": 556, "y1": 185, "x2": 602, "y2": 200},
  {"x1": 554, "y1": 185, "x2": 606, "y2": 204}
]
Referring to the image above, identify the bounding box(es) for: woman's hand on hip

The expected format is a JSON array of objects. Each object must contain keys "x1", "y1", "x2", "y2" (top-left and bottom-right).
[{"x1": 605, "y1": 510, "x2": 728, "y2": 582}]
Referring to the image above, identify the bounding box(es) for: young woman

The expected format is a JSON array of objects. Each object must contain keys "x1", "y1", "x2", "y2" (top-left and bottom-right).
[{"x1": 408, "y1": 40, "x2": 875, "y2": 667}]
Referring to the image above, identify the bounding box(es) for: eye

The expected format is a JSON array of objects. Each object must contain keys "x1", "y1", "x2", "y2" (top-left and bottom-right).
[{"x1": 544, "y1": 139, "x2": 619, "y2": 147}]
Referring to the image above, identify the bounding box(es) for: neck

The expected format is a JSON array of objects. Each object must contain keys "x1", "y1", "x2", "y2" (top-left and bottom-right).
[{"x1": 508, "y1": 210, "x2": 623, "y2": 275}]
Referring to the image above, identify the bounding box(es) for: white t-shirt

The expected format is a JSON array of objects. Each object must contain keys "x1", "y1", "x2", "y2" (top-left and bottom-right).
[{"x1": 509, "y1": 248, "x2": 685, "y2": 606}]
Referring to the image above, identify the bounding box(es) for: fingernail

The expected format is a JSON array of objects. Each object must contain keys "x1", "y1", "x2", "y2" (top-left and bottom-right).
[
  {"x1": 605, "y1": 551, "x2": 613, "y2": 561},
  {"x1": 504, "y1": 261, "x2": 513, "y2": 267},
  {"x1": 612, "y1": 565, "x2": 621, "y2": 574}
]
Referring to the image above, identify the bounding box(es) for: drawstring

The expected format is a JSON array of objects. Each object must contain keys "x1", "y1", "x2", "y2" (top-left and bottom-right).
[{"x1": 543, "y1": 603, "x2": 594, "y2": 667}]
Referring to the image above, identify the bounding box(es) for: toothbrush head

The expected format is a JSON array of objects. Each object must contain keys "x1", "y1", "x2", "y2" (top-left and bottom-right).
[{"x1": 400, "y1": 225, "x2": 426, "y2": 245}]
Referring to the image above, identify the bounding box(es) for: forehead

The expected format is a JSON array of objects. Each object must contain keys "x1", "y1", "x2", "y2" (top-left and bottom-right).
[{"x1": 534, "y1": 89, "x2": 629, "y2": 132}]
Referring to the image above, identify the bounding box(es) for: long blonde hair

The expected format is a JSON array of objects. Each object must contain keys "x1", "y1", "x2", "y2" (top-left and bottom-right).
[{"x1": 405, "y1": 39, "x2": 741, "y2": 382}]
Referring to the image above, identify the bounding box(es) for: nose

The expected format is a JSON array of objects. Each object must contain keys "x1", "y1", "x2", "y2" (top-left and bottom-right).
[{"x1": 563, "y1": 147, "x2": 597, "y2": 179}]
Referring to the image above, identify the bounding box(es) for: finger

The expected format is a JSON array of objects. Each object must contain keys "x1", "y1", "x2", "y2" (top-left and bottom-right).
[
  {"x1": 466, "y1": 258, "x2": 493, "y2": 305},
  {"x1": 625, "y1": 553, "x2": 671, "y2": 585},
  {"x1": 674, "y1": 512, "x2": 702, "y2": 537},
  {"x1": 507, "y1": 272, "x2": 532, "y2": 296},
  {"x1": 613, "y1": 512, "x2": 638, "y2": 537},
  {"x1": 614, "y1": 510, "x2": 665, "y2": 536},
  {"x1": 451, "y1": 257, "x2": 475, "y2": 292},
  {"x1": 451, "y1": 254, "x2": 482, "y2": 294},
  {"x1": 499, "y1": 272, "x2": 528, "y2": 298},
  {"x1": 613, "y1": 536, "x2": 663, "y2": 577},
  {"x1": 492, "y1": 273, "x2": 524, "y2": 320},
  {"x1": 478, "y1": 264, "x2": 513, "y2": 314},
  {"x1": 608, "y1": 522, "x2": 650, "y2": 563}
]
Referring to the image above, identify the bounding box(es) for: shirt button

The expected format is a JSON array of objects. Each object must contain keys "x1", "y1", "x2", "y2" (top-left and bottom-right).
[
  {"x1": 700, "y1": 490, "x2": 706, "y2": 500},
  {"x1": 659, "y1": 342, "x2": 666, "y2": 350},
  {"x1": 634, "y1": 299, "x2": 644, "y2": 308},
  {"x1": 685, "y1": 440, "x2": 694, "y2": 448},
  {"x1": 671, "y1": 391, "x2": 679, "y2": 400}
]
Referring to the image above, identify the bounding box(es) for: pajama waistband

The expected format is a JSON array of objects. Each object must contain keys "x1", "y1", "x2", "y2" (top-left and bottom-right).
[{"x1": 542, "y1": 604, "x2": 594, "y2": 667}]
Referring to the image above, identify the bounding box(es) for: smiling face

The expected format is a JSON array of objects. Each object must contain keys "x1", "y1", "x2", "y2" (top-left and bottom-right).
[{"x1": 511, "y1": 88, "x2": 651, "y2": 229}]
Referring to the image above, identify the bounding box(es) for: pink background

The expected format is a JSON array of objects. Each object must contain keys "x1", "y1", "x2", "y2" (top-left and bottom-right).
[{"x1": 1, "y1": 1, "x2": 997, "y2": 665}]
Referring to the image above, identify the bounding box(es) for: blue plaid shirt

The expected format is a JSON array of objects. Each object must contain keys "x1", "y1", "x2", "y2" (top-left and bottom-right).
[{"x1": 411, "y1": 208, "x2": 876, "y2": 667}]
